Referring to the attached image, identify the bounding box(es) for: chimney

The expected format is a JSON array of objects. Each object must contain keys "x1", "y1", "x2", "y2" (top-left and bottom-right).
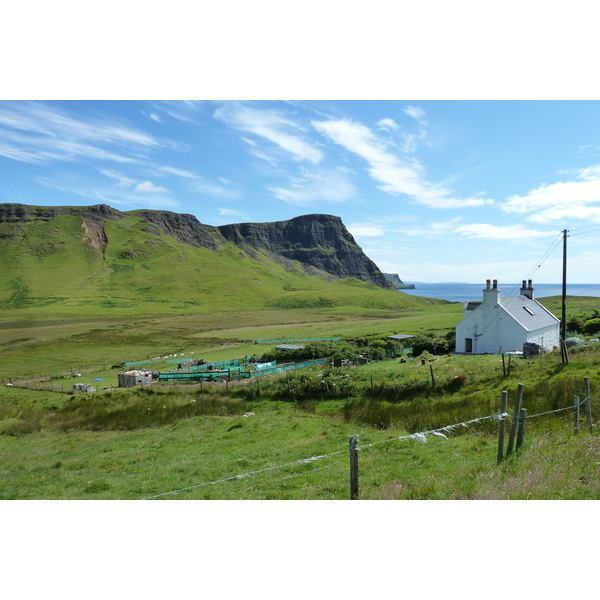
[
  {"x1": 483, "y1": 278, "x2": 500, "y2": 305},
  {"x1": 521, "y1": 279, "x2": 534, "y2": 300}
]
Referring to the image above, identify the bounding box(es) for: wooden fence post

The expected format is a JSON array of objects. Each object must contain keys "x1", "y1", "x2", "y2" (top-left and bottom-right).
[
  {"x1": 506, "y1": 383, "x2": 524, "y2": 457},
  {"x1": 349, "y1": 435, "x2": 359, "y2": 500},
  {"x1": 502, "y1": 353, "x2": 506, "y2": 377},
  {"x1": 584, "y1": 377, "x2": 593, "y2": 432},
  {"x1": 497, "y1": 391, "x2": 508, "y2": 465},
  {"x1": 429, "y1": 363, "x2": 435, "y2": 388},
  {"x1": 574, "y1": 396, "x2": 580, "y2": 434},
  {"x1": 516, "y1": 408, "x2": 527, "y2": 451}
]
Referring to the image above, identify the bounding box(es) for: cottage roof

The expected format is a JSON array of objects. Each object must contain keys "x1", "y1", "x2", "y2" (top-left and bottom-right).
[
  {"x1": 463, "y1": 301, "x2": 482, "y2": 311},
  {"x1": 386, "y1": 334, "x2": 415, "y2": 342},
  {"x1": 500, "y1": 295, "x2": 560, "y2": 331}
]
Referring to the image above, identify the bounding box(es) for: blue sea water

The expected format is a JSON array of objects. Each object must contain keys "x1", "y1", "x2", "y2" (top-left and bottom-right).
[{"x1": 400, "y1": 282, "x2": 600, "y2": 303}]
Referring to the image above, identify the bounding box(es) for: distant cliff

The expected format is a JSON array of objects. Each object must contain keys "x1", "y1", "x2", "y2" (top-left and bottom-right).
[
  {"x1": 383, "y1": 273, "x2": 415, "y2": 289},
  {"x1": 218, "y1": 214, "x2": 394, "y2": 290},
  {"x1": 0, "y1": 204, "x2": 394, "y2": 290}
]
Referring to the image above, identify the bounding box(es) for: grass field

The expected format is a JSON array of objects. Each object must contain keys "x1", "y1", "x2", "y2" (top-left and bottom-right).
[{"x1": 2, "y1": 294, "x2": 600, "y2": 500}]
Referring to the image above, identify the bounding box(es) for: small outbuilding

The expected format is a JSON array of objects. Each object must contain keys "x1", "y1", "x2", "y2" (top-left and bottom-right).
[
  {"x1": 386, "y1": 334, "x2": 415, "y2": 343},
  {"x1": 118, "y1": 370, "x2": 158, "y2": 388},
  {"x1": 455, "y1": 279, "x2": 560, "y2": 355},
  {"x1": 275, "y1": 344, "x2": 305, "y2": 351}
]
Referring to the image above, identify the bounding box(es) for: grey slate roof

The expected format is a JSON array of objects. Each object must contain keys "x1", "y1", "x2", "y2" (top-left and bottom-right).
[{"x1": 500, "y1": 295, "x2": 560, "y2": 331}]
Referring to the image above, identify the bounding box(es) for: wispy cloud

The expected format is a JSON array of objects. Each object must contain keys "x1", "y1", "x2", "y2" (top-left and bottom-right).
[
  {"x1": 348, "y1": 224, "x2": 385, "y2": 237},
  {"x1": 0, "y1": 101, "x2": 160, "y2": 165},
  {"x1": 98, "y1": 169, "x2": 136, "y2": 188},
  {"x1": 34, "y1": 176, "x2": 180, "y2": 210},
  {"x1": 214, "y1": 103, "x2": 325, "y2": 164},
  {"x1": 454, "y1": 223, "x2": 555, "y2": 240},
  {"x1": 376, "y1": 118, "x2": 399, "y2": 132},
  {"x1": 268, "y1": 168, "x2": 356, "y2": 205},
  {"x1": 403, "y1": 105, "x2": 427, "y2": 125},
  {"x1": 312, "y1": 118, "x2": 493, "y2": 209},
  {"x1": 133, "y1": 181, "x2": 169, "y2": 193},
  {"x1": 502, "y1": 169, "x2": 600, "y2": 223},
  {"x1": 157, "y1": 165, "x2": 199, "y2": 179}
]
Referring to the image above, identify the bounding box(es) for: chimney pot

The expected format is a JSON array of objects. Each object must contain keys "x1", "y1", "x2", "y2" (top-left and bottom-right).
[
  {"x1": 493, "y1": 279, "x2": 498, "y2": 289},
  {"x1": 486, "y1": 279, "x2": 491, "y2": 289}
]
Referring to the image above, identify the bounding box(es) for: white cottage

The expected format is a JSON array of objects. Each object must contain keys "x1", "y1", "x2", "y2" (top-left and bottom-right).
[{"x1": 455, "y1": 279, "x2": 560, "y2": 355}]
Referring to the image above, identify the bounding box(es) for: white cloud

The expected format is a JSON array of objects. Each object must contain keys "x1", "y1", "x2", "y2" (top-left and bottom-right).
[
  {"x1": 98, "y1": 169, "x2": 135, "y2": 188},
  {"x1": 157, "y1": 165, "x2": 198, "y2": 179},
  {"x1": 0, "y1": 102, "x2": 159, "y2": 166},
  {"x1": 376, "y1": 118, "x2": 398, "y2": 132},
  {"x1": 214, "y1": 103, "x2": 324, "y2": 164},
  {"x1": 528, "y1": 205, "x2": 600, "y2": 224},
  {"x1": 348, "y1": 225, "x2": 385, "y2": 237},
  {"x1": 454, "y1": 223, "x2": 555, "y2": 240},
  {"x1": 403, "y1": 105, "x2": 427, "y2": 124},
  {"x1": 134, "y1": 181, "x2": 169, "y2": 193},
  {"x1": 312, "y1": 118, "x2": 493, "y2": 209},
  {"x1": 502, "y1": 177, "x2": 600, "y2": 221},
  {"x1": 268, "y1": 168, "x2": 356, "y2": 205}
]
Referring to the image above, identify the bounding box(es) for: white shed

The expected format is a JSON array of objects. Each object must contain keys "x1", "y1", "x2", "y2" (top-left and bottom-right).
[{"x1": 455, "y1": 279, "x2": 560, "y2": 355}]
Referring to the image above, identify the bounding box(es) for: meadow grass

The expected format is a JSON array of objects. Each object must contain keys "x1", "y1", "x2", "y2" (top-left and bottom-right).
[{"x1": 2, "y1": 296, "x2": 600, "y2": 500}]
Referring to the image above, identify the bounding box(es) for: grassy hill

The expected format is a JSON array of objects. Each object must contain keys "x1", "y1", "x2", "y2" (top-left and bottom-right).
[{"x1": 0, "y1": 205, "x2": 440, "y2": 320}]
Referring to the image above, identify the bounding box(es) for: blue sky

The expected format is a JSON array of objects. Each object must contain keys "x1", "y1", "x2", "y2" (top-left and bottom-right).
[{"x1": 1, "y1": 100, "x2": 599, "y2": 284}]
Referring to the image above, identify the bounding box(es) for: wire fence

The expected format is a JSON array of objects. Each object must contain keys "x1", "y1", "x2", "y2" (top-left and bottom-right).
[{"x1": 139, "y1": 379, "x2": 598, "y2": 500}]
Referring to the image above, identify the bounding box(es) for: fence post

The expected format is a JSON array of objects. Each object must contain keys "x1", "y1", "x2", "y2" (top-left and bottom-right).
[
  {"x1": 349, "y1": 435, "x2": 359, "y2": 500},
  {"x1": 497, "y1": 391, "x2": 508, "y2": 464},
  {"x1": 502, "y1": 353, "x2": 506, "y2": 377},
  {"x1": 584, "y1": 377, "x2": 593, "y2": 432},
  {"x1": 574, "y1": 396, "x2": 580, "y2": 434},
  {"x1": 516, "y1": 408, "x2": 527, "y2": 451},
  {"x1": 506, "y1": 383, "x2": 524, "y2": 457},
  {"x1": 429, "y1": 363, "x2": 435, "y2": 388}
]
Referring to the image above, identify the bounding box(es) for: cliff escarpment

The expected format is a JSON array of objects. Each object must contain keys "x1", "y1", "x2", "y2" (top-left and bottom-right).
[
  {"x1": 0, "y1": 204, "x2": 393, "y2": 290},
  {"x1": 218, "y1": 214, "x2": 394, "y2": 289}
]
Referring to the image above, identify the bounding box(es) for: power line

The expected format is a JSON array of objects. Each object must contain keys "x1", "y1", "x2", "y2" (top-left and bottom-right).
[{"x1": 568, "y1": 225, "x2": 600, "y2": 237}]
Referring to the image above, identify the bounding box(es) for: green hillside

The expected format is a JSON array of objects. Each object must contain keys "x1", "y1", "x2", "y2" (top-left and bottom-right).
[{"x1": 0, "y1": 207, "x2": 442, "y2": 320}]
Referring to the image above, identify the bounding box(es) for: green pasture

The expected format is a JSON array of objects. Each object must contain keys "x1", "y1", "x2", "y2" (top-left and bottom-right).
[{"x1": 2, "y1": 295, "x2": 600, "y2": 499}]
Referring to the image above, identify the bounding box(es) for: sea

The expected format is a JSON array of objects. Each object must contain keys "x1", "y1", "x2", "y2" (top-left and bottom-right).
[{"x1": 400, "y1": 282, "x2": 600, "y2": 303}]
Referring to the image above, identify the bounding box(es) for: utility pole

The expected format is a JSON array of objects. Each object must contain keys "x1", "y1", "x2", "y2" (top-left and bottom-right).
[{"x1": 561, "y1": 228, "x2": 567, "y2": 343}]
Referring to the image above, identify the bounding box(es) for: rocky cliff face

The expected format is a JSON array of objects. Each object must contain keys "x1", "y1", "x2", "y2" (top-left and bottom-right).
[
  {"x1": 383, "y1": 273, "x2": 415, "y2": 289},
  {"x1": 0, "y1": 204, "x2": 393, "y2": 289},
  {"x1": 218, "y1": 214, "x2": 394, "y2": 289}
]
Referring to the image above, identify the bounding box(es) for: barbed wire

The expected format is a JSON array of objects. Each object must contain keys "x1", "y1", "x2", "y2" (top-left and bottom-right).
[
  {"x1": 141, "y1": 396, "x2": 600, "y2": 499},
  {"x1": 140, "y1": 449, "x2": 346, "y2": 500},
  {"x1": 357, "y1": 413, "x2": 503, "y2": 450},
  {"x1": 526, "y1": 396, "x2": 600, "y2": 420}
]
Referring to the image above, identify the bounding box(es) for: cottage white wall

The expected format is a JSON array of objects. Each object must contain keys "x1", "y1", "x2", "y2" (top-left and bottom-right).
[
  {"x1": 455, "y1": 289, "x2": 559, "y2": 354},
  {"x1": 525, "y1": 323, "x2": 560, "y2": 351}
]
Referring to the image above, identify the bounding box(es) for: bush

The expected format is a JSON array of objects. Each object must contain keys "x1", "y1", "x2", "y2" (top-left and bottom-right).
[
  {"x1": 408, "y1": 335, "x2": 450, "y2": 357},
  {"x1": 583, "y1": 318, "x2": 600, "y2": 335}
]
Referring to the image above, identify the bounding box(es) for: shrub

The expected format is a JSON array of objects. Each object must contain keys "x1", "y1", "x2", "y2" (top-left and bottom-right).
[{"x1": 583, "y1": 318, "x2": 600, "y2": 335}]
